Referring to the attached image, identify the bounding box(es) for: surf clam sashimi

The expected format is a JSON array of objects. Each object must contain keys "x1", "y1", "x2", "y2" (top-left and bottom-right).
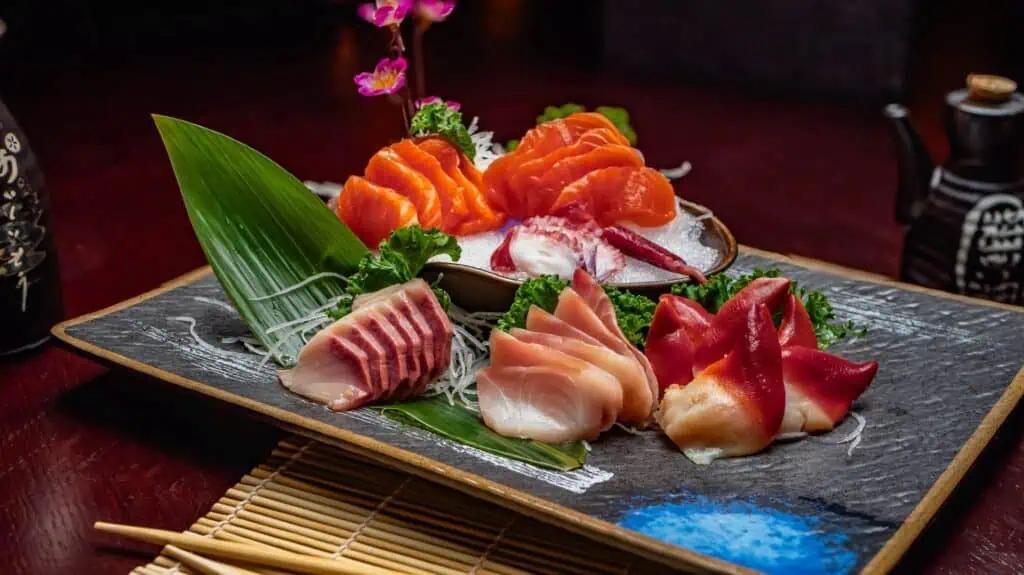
[{"x1": 279, "y1": 279, "x2": 453, "y2": 411}]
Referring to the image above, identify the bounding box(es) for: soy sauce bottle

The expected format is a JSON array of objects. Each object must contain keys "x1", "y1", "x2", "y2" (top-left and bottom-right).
[{"x1": 0, "y1": 99, "x2": 64, "y2": 356}]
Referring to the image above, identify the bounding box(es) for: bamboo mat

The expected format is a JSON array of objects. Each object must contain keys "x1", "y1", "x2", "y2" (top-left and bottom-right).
[{"x1": 132, "y1": 437, "x2": 689, "y2": 575}]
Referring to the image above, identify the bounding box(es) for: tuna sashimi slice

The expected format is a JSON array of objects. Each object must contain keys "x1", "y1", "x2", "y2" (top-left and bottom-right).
[
  {"x1": 509, "y1": 328, "x2": 651, "y2": 425},
  {"x1": 658, "y1": 305, "x2": 786, "y2": 464},
  {"x1": 337, "y1": 176, "x2": 419, "y2": 249},
  {"x1": 550, "y1": 166, "x2": 677, "y2": 227},
  {"x1": 478, "y1": 330, "x2": 623, "y2": 442},
  {"x1": 391, "y1": 139, "x2": 469, "y2": 232},
  {"x1": 365, "y1": 149, "x2": 442, "y2": 229},
  {"x1": 360, "y1": 308, "x2": 411, "y2": 401},
  {"x1": 779, "y1": 347, "x2": 879, "y2": 433}
]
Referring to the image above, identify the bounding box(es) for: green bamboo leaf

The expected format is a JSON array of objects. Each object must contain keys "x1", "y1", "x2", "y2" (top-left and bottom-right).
[
  {"x1": 153, "y1": 115, "x2": 369, "y2": 366},
  {"x1": 373, "y1": 397, "x2": 587, "y2": 471}
]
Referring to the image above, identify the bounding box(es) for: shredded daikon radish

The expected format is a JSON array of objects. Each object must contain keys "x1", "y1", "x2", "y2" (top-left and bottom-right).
[
  {"x1": 582, "y1": 440, "x2": 592, "y2": 452},
  {"x1": 614, "y1": 423, "x2": 642, "y2": 435},
  {"x1": 425, "y1": 307, "x2": 498, "y2": 410},
  {"x1": 659, "y1": 161, "x2": 692, "y2": 180},
  {"x1": 846, "y1": 434, "x2": 863, "y2": 457},
  {"x1": 468, "y1": 116, "x2": 505, "y2": 171},
  {"x1": 248, "y1": 273, "x2": 349, "y2": 302},
  {"x1": 775, "y1": 432, "x2": 809, "y2": 442},
  {"x1": 819, "y1": 411, "x2": 866, "y2": 445}
]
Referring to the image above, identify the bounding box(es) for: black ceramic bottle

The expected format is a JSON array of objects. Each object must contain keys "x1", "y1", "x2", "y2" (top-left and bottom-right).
[
  {"x1": 0, "y1": 99, "x2": 64, "y2": 356},
  {"x1": 886, "y1": 74, "x2": 1024, "y2": 305}
]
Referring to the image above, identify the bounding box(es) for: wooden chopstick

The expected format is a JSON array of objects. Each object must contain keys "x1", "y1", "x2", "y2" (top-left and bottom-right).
[
  {"x1": 94, "y1": 522, "x2": 393, "y2": 575},
  {"x1": 162, "y1": 545, "x2": 248, "y2": 575}
]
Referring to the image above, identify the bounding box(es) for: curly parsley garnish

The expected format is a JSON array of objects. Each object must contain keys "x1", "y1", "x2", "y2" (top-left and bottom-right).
[{"x1": 410, "y1": 102, "x2": 475, "y2": 161}]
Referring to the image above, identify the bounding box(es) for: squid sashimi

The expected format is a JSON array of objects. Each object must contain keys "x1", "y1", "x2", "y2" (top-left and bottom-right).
[
  {"x1": 774, "y1": 294, "x2": 879, "y2": 433},
  {"x1": 549, "y1": 166, "x2": 677, "y2": 227},
  {"x1": 279, "y1": 279, "x2": 452, "y2": 411},
  {"x1": 658, "y1": 305, "x2": 786, "y2": 464},
  {"x1": 509, "y1": 328, "x2": 651, "y2": 425},
  {"x1": 691, "y1": 277, "x2": 791, "y2": 373},
  {"x1": 477, "y1": 330, "x2": 624, "y2": 442},
  {"x1": 337, "y1": 176, "x2": 420, "y2": 248},
  {"x1": 570, "y1": 269, "x2": 659, "y2": 409},
  {"x1": 489, "y1": 215, "x2": 625, "y2": 281},
  {"x1": 390, "y1": 139, "x2": 469, "y2": 232},
  {"x1": 365, "y1": 149, "x2": 443, "y2": 229},
  {"x1": 644, "y1": 294, "x2": 713, "y2": 396}
]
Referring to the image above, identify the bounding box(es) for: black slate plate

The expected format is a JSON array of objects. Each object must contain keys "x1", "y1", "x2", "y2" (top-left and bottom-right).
[{"x1": 54, "y1": 251, "x2": 1024, "y2": 575}]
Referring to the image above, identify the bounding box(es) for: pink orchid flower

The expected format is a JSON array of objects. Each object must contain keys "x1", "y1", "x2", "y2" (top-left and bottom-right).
[
  {"x1": 415, "y1": 96, "x2": 460, "y2": 111},
  {"x1": 357, "y1": 0, "x2": 412, "y2": 28},
  {"x1": 354, "y1": 57, "x2": 408, "y2": 96},
  {"x1": 414, "y1": 0, "x2": 455, "y2": 22}
]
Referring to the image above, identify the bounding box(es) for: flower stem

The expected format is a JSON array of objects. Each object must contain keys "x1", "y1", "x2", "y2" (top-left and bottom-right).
[{"x1": 413, "y1": 23, "x2": 427, "y2": 99}]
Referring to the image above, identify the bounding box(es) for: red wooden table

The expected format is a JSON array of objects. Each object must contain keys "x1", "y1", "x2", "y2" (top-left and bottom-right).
[{"x1": 2, "y1": 15, "x2": 1023, "y2": 574}]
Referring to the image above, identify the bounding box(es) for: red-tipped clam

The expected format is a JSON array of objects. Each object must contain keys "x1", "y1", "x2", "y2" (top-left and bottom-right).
[
  {"x1": 645, "y1": 295, "x2": 713, "y2": 395},
  {"x1": 780, "y1": 346, "x2": 879, "y2": 433},
  {"x1": 778, "y1": 293, "x2": 818, "y2": 349},
  {"x1": 691, "y1": 277, "x2": 791, "y2": 372},
  {"x1": 658, "y1": 304, "x2": 786, "y2": 463}
]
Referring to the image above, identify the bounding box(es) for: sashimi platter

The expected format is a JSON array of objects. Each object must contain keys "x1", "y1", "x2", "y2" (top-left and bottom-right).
[{"x1": 57, "y1": 4, "x2": 1024, "y2": 574}]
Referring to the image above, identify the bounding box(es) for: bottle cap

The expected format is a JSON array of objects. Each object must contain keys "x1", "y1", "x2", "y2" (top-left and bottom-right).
[{"x1": 966, "y1": 74, "x2": 1017, "y2": 103}]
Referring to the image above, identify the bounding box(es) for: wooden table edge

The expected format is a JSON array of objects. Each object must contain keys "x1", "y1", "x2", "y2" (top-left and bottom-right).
[{"x1": 49, "y1": 248, "x2": 1024, "y2": 575}]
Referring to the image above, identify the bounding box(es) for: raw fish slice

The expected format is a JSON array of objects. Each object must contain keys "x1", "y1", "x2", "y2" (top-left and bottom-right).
[
  {"x1": 342, "y1": 323, "x2": 390, "y2": 399},
  {"x1": 525, "y1": 306, "x2": 606, "y2": 348},
  {"x1": 777, "y1": 293, "x2": 818, "y2": 349},
  {"x1": 374, "y1": 300, "x2": 424, "y2": 388},
  {"x1": 391, "y1": 139, "x2": 469, "y2": 232},
  {"x1": 554, "y1": 288, "x2": 634, "y2": 356},
  {"x1": 658, "y1": 305, "x2": 786, "y2": 464},
  {"x1": 644, "y1": 295, "x2": 713, "y2": 396},
  {"x1": 478, "y1": 330, "x2": 623, "y2": 442},
  {"x1": 779, "y1": 347, "x2": 879, "y2": 433},
  {"x1": 484, "y1": 120, "x2": 582, "y2": 218},
  {"x1": 394, "y1": 295, "x2": 436, "y2": 385},
  {"x1": 365, "y1": 149, "x2": 443, "y2": 229},
  {"x1": 571, "y1": 269, "x2": 659, "y2": 406},
  {"x1": 361, "y1": 308, "x2": 411, "y2": 401},
  {"x1": 279, "y1": 336, "x2": 374, "y2": 410},
  {"x1": 562, "y1": 112, "x2": 632, "y2": 146},
  {"x1": 409, "y1": 281, "x2": 455, "y2": 382},
  {"x1": 337, "y1": 176, "x2": 419, "y2": 248},
  {"x1": 550, "y1": 166, "x2": 677, "y2": 227},
  {"x1": 691, "y1": 277, "x2": 791, "y2": 372},
  {"x1": 508, "y1": 129, "x2": 624, "y2": 216},
  {"x1": 417, "y1": 137, "x2": 507, "y2": 235},
  {"x1": 529, "y1": 145, "x2": 644, "y2": 218},
  {"x1": 510, "y1": 328, "x2": 651, "y2": 425}
]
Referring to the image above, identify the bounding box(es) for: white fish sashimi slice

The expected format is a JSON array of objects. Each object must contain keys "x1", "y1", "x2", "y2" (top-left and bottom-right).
[
  {"x1": 508, "y1": 328, "x2": 651, "y2": 426},
  {"x1": 571, "y1": 269, "x2": 659, "y2": 407},
  {"x1": 477, "y1": 364, "x2": 623, "y2": 443},
  {"x1": 478, "y1": 330, "x2": 623, "y2": 442}
]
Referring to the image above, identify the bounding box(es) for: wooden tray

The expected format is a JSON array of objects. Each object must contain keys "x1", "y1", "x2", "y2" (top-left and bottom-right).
[{"x1": 55, "y1": 249, "x2": 1024, "y2": 575}]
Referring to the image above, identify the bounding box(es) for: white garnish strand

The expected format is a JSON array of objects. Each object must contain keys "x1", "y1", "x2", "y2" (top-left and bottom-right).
[
  {"x1": 775, "y1": 432, "x2": 809, "y2": 441},
  {"x1": 221, "y1": 336, "x2": 267, "y2": 355},
  {"x1": 468, "y1": 116, "x2": 505, "y2": 172},
  {"x1": 659, "y1": 161, "x2": 692, "y2": 180},
  {"x1": 249, "y1": 273, "x2": 349, "y2": 302},
  {"x1": 614, "y1": 422, "x2": 641, "y2": 435},
  {"x1": 820, "y1": 411, "x2": 866, "y2": 445},
  {"x1": 846, "y1": 433, "x2": 863, "y2": 457},
  {"x1": 425, "y1": 306, "x2": 498, "y2": 410},
  {"x1": 304, "y1": 180, "x2": 342, "y2": 199},
  {"x1": 582, "y1": 440, "x2": 592, "y2": 452}
]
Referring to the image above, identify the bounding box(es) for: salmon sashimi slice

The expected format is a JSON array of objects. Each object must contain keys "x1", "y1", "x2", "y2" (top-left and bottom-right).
[
  {"x1": 507, "y1": 129, "x2": 625, "y2": 216},
  {"x1": 478, "y1": 330, "x2": 623, "y2": 442},
  {"x1": 550, "y1": 166, "x2": 677, "y2": 227},
  {"x1": 365, "y1": 149, "x2": 443, "y2": 229},
  {"x1": 337, "y1": 176, "x2": 420, "y2": 248},
  {"x1": 417, "y1": 137, "x2": 506, "y2": 235},
  {"x1": 527, "y1": 145, "x2": 644, "y2": 218},
  {"x1": 562, "y1": 112, "x2": 631, "y2": 146},
  {"x1": 509, "y1": 328, "x2": 652, "y2": 426},
  {"x1": 390, "y1": 139, "x2": 469, "y2": 232}
]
